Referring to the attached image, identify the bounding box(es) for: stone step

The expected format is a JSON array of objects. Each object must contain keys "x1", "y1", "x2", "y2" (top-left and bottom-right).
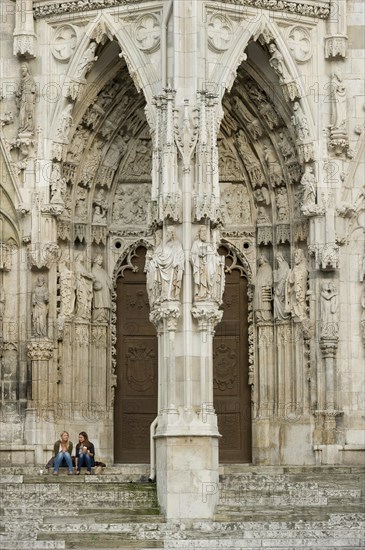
[{"x1": 36, "y1": 534, "x2": 164, "y2": 549}]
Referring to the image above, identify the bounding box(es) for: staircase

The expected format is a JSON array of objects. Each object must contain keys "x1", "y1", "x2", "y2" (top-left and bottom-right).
[{"x1": 0, "y1": 465, "x2": 364, "y2": 549}]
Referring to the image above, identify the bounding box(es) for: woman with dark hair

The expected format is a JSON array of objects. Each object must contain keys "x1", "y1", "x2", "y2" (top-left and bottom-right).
[{"x1": 75, "y1": 432, "x2": 95, "y2": 475}]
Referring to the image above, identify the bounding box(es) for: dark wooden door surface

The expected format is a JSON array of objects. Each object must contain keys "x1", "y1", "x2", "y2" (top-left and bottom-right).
[
  {"x1": 114, "y1": 247, "x2": 157, "y2": 463},
  {"x1": 214, "y1": 257, "x2": 251, "y2": 463}
]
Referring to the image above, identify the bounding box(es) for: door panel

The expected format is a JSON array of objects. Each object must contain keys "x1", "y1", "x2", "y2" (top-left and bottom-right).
[
  {"x1": 214, "y1": 257, "x2": 251, "y2": 463},
  {"x1": 114, "y1": 247, "x2": 157, "y2": 463}
]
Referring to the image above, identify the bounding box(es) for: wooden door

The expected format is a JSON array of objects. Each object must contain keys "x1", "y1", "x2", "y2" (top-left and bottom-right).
[
  {"x1": 214, "y1": 253, "x2": 251, "y2": 463},
  {"x1": 114, "y1": 247, "x2": 157, "y2": 463}
]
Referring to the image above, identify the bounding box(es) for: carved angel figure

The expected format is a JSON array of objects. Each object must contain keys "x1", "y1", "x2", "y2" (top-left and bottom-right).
[
  {"x1": 15, "y1": 63, "x2": 36, "y2": 134},
  {"x1": 32, "y1": 275, "x2": 49, "y2": 338}
]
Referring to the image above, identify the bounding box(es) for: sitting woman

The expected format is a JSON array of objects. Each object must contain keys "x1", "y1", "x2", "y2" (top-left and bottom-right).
[
  {"x1": 75, "y1": 431, "x2": 95, "y2": 475},
  {"x1": 53, "y1": 431, "x2": 74, "y2": 475}
]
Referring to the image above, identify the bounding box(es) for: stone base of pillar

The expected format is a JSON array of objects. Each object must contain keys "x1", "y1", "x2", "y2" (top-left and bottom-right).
[
  {"x1": 24, "y1": 407, "x2": 55, "y2": 464},
  {"x1": 155, "y1": 435, "x2": 219, "y2": 519}
]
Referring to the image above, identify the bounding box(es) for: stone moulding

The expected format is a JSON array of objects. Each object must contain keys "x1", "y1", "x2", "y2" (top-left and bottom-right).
[{"x1": 33, "y1": 0, "x2": 330, "y2": 19}]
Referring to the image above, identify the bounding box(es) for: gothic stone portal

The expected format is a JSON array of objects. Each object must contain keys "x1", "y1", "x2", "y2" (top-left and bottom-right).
[{"x1": 115, "y1": 247, "x2": 251, "y2": 463}]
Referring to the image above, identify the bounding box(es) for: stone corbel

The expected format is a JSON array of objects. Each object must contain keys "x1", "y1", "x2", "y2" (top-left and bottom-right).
[
  {"x1": 13, "y1": 0, "x2": 37, "y2": 58},
  {"x1": 27, "y1": 242, "x2": 60, "y2": 270},
  {"x1": 325, "y1": 35, "x2": 348, "y2": 59}
]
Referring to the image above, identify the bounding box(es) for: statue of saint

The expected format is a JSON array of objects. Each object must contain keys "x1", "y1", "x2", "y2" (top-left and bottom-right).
[
  {"x1": 301, "y1": 165, "x2": 316, "y2": 206},
  {"x1": 15, "y1": 63, "x2": 36, "y2": 134},
  {"x1": 32, "y1": 275, "x2": 49, "y2": 338},
  {"x1": 291, "y1": 101, "x2": 310, "y2": 141},
  {"x1": 0, "y1": 285, "x2": 5, "y2": 342},
  {"x1": 191, "y1": 226, "x2": 222, "y2": 302},
  {"x1": 55, "y1": 103, "x2": 73, "y2": 142},
  {"x1": 74, "y1": 254, "x2": 94, "y2": 320},
  {"x1": 286, "y1": 249, "x2": 308, "y2": 321},
  {"x1": 92, "y1": 255, "x2": 112, "y2": 322},
  {"x1": 147, "y1": 227, "x2": 184, "y2": 305},
  {"x1": 254, "y1": 256, "x2": 273, "y2": 321},
  {"x1": 331, "y1": 72, "x2": 347, "y2": 130},
  {"x1": 59, "y1": 260, "x2": 75, "y2": 318},
  {"x1": 320, "y1": 282, "x2": 339, "y2": 337},
  {"x1": 273, "y1": 253, "x2": 290, "y2": 320}
]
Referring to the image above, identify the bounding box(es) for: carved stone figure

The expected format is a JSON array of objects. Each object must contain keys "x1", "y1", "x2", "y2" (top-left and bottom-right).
[
  {"x1": 92, "y1": 205, "x2": 107, "y2": 224},
  {"x1": 273, "y1": 253, "x2": 290, "y2": 320},
  {"x1": 277, "y1": 131, "x2": 294, "y2": 162},
  {"x1": 59, "y1": 261, "x2": 75, "y2": 318},
  {"x1": 256, "y1": 206, "x2": 270, "y2": 224},
  {"x1": 235, "y1": 130, "x2": 264, "y2": 187},
  {"x1": 268, "y1": 43, "x2": 291, "y2": 83},
  {"x1": 275, "y1": 187, "x2": 289, "y2": 221},
  {"x1": 331, "y1": 72, "x2": 347, "y2": 130},
  {"x1": 50, "y1": 163, "x2": 67, "y2": 205},
  {"x1": 320, "y1": 282, "x2": 339, "y2": 337},
  {"x1": 254, "y1": 256, "x2": 273, "y2": 322},
  {"x1": 301, "y1": 165, "x2": 316, "y2": 206},
  {"x1": 263, "y1": 141, "x2": 283, "y2": 186},
  {"x1": 291, "y1": 101, "x2": 310, "y2": 141},
  {"x1": 75, "y1": 187, "x2": 88, "y2": 221},
  {"x1": 32, "y1": 275, "x2": 49, "y2": 338},
  {"x1": 222, "y1": 184, "x2": 251, "y2": 225},
  {"x1": 147, "y1": 227, "x2": 184, "y2": 305},
  {"x1": 191, "y1": 226, "x2": 223, "y2": 303},
  {"x1": 0, "y1": 286, "x2": 5, "y2": 342},
  {"x1": 74, "y1": 254, "x2": 94, "y2": 320},
  {"x1": 361, "y1": 286, "x2": 365, "y2": 345},
  {"x1": 15, "y1": 63, "x2": 36, "y2": 134},
  {"x1": 74, "y1": 41, "x2": 98, "y2": 79},
  {"x1": 286, "y1": 249, "x2": 308, "y2": 320},
  {"x1": 55, "y1": 103, "x2": 73, "y2": 142},
  {"x1": 231, "y1": 96, "x2": 262, "y2": 140},
  {"x1": 92, "y1": 255, "x2": 112, "y2": 322}
]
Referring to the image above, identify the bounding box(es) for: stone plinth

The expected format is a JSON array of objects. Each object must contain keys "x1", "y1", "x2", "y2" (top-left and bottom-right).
[{"x1": 155, "y1": 435, "x2": 219, "y2": 519}]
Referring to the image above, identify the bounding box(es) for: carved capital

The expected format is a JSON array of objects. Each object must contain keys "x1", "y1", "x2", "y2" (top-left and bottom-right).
[
  {"x1": 27, "y1": 340, "x2": 53, "y2": 361},
  {"x1": 191, "y1": 303, "x2": 223, "y2": 331},
  {"x1": 149, "y1": 302, "x2": 181, "y2": 331},
  {"x1": 320, "y1": 336, "x2": 339, "y2": 358}
]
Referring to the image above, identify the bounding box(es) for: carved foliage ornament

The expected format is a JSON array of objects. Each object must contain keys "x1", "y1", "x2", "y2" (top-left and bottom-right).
[{"x1": 33, "y1": 0, "x2": 330, "y2": 19}]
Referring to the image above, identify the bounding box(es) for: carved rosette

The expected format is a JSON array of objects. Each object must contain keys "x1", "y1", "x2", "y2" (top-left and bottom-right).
[
  {"x1": 325, "y1": 35, "x2": 348, "y2": 59},
  {"x1": 191, "y1": 303, "x2": 223, "y2": 333},
  {"x1": 149, "y1": 302, "x2": 181, "y2": 331},
  {"x1": 207, "y1": 14, "x2": 233, "y2": 53},
  {"x1": 134, "y1": 14, "x2": 160, "y2": 53},
  {"x1": 27, "y1": 340, "x2": 53, "y2": 361},
  {"x1": 51, "y1": 25, "x2": 78, "y2": 62}
]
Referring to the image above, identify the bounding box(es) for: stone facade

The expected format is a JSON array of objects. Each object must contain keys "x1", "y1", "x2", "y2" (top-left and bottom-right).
[{"x1": 0, "y1": 0, "x2": 364, "y2": 519}]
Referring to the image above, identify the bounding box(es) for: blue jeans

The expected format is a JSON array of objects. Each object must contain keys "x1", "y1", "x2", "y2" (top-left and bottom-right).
[
  {"x1": 77, "y1": 452, "x2": 92, "y2": 472},
  {"x1": 53, "y1": 451, "x2": 73, "y2": 473}
]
